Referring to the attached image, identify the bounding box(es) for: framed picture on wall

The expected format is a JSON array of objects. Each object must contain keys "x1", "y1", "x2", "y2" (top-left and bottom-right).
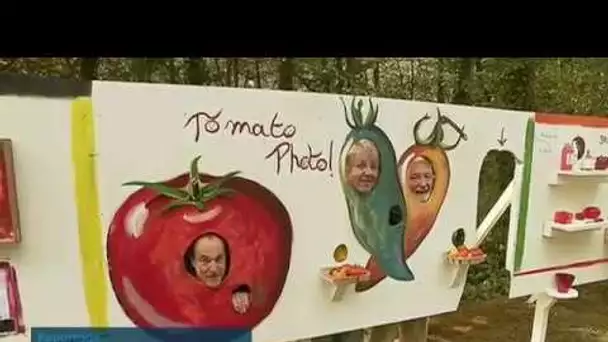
[{"x1": 0, "y1": 140, "x2": 20, "y2": 244}]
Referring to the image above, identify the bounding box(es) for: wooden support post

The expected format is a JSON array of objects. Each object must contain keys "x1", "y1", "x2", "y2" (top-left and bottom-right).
[
  {"x1": 398, "y1": 318, "x2": 429, "y2": 342},
  {"x1": 529, "y1": 293, "x2": 555, "y2": 342},
  {"x1": 528, "y1": 287, "x2": 578, "y2": 342}
]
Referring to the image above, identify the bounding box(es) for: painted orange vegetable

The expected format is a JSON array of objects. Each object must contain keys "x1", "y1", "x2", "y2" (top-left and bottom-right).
[{"x1": 356, "y1": 108, "x2": 467, "y2": 292}]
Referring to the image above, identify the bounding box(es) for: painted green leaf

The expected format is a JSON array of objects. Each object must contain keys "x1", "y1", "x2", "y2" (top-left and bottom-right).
[
  {"x1": 202, "y1": 187, "x2": 234, "y2": 201},
  {"x1": 193, "y1": 200, "x2": 205, "y2": 211},
  {"x1": 162, "y1": 199, "x2": 188, "y2": 213},
  {"x1": 206, "y1": 171, "x2": 241, "y2": 189},
  {"x1": 123, "y1": 181, "x2": 189, "y2": 200},
  {"x1": 366, "y1": 98, "x2": 378, "y2": 125},
  {"x1": 351, "y1": 99, "x2": 363, "y2": 127}
]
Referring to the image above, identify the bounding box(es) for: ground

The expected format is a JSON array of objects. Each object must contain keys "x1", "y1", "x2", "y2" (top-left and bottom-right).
[{"x1": 428, "y1": 282, "x2": 608, "y2": 341}]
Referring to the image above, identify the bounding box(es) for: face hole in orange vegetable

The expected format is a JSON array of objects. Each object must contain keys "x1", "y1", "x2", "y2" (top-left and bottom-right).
[
  {"x1": 333, "y1": 244, "x2": 348, "y2": 263},
  {"x1": 406, "y1": 155, "x2": 435, "y2": 203}
]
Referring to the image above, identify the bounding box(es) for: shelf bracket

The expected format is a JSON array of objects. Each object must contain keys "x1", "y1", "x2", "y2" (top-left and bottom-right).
[
  {"x1": 449, "y1": 263, "x2": 469, "y2": 288},
  {"x1": 528, "y1": 288, "x2": 579, "y2": 342}
]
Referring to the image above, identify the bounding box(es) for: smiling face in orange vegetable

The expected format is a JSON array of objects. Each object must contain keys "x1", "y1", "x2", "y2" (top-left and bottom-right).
[
  {"x1": 406, "y1": 156, "x2": 435, "y2": 203},
  {"x1": 400, "y1": 147, "x2": 450, "y2": 258}
]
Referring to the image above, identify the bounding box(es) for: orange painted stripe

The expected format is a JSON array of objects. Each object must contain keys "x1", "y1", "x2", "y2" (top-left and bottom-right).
[
  {"x1": 513, "y1": 257, "x2": 608, "y2": 277},
  {"x1": 535, "y1": 113, "x2": 608, "y2": 128}
]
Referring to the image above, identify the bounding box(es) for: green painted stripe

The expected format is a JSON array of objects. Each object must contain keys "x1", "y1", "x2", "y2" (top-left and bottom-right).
[{"x1": 514, "y1": 117, "x2": 535, "y2": 272}]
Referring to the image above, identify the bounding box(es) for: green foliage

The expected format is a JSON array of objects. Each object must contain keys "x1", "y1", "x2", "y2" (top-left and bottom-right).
[{"x1": 2, "y1": 57, "x2": 605, "y2": 302}]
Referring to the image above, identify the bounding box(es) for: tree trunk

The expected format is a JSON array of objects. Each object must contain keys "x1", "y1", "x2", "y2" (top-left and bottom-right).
[
  {"x1": 232, "y1": 59, "x2": 240, "y2": 87},
  {"x1": 453, "y1": 58, "x2": 475, "y2": 105},
  {"x1": 214, "y1": 59, "x2": 223, "y2": 85},
  {"x1": 131, "y1": 58, "x2": 149, "y2": 82},
  {"x1": 321, "y1": 59, "x2": 332, "y2": 92},
  {"x1": 183, "y1": 58, "x2": 210, "y2": 85},
  {"x1": 255, "y1": 60, "x2": 262, "y2": 88},
  {"x1": 278, "y1": 58, "x2": 295, "y2": 90},
  {"x1": 79, "y1": 58, "x2": 99, "y2": 81},
  {"x1": 373, "y1": 61, "x2": 381, "y2": 90},
  {"x1": 345, "y1": 58, "x2": 360, "y2": 92},
  {"x1": 335, "y1": 58, "x2": 345, "y2": 92},
  {"x1": 409, "y1": 59, "x2": 417, "y2": 100},
  {"x1": 437, "y1": 58, "x2": 446, "y2": 103},
  {"x1": 167, "y1": 59, "x2": 178, "y2": 83},
  {"x1": 225, "y1": 60, "x2": 233, "y2": 86},
  {"x1": 521, "y1": 60, "x2": 537, "y2": 110},
  {"x1": 186, "y1": 58, "x2": 203, "y2": 85},
  {"x1": 504, "y1": 59, "x2": 537, "y2": 110}
]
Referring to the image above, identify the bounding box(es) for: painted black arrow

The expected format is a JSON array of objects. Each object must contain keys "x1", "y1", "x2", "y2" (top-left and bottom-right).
[{"x1": 498, "y1": 127, "x2": 507, "y2": 146}]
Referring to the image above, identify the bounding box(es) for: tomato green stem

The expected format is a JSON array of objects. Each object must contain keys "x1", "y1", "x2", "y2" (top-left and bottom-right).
[{"x1": 123, "y1": 155, "x2": 241, "y2": 213}]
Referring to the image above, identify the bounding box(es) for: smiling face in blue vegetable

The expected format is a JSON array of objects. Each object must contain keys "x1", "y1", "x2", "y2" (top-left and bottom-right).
[{"x1": 338, "y1": 97, "x2": 414, "y2": 281}]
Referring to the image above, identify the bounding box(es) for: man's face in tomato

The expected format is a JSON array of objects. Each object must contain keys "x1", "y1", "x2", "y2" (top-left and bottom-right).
[
  {"x1": 407, "y1": 157, "x2": 435, "y2": 202},
  {"x1": 346, "y1": 139, "x2": 380, "y2": 194},
  {"x1": 190, "y1": 234, "x2": 228, "y2": 288}
]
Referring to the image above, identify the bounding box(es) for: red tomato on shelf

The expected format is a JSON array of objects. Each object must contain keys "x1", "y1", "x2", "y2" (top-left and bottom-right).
[{"x1": 107, "y1": 157, "x2": 293, "y2": 329}]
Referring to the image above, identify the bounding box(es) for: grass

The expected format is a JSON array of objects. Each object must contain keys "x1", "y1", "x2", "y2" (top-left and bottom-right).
[{"x1": 428, "y1": 282, "x2": 608, "y2": 341}]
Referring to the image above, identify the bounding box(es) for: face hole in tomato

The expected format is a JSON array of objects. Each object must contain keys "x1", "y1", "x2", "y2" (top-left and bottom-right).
[
  {"x1": 231, "y1": 284, "x2": 251, "y2": 314},
  {"x1": 406, "y1": 156, "x2": 435, "y2": 203},
  {"x1": 345, "y1": 139, "x2": 381, "y2": 194},
  {"x1": 183, "y1": 232, "x2": 231, "y2": 288},
  {"x1": 333, "y1": 244, "x2": 348, "y2": 262}
]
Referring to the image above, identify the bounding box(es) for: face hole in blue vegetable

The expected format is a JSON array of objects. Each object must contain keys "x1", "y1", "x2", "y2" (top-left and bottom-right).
[{"x1": 345, "y1": 139, "x2": 380, "y2": 194}]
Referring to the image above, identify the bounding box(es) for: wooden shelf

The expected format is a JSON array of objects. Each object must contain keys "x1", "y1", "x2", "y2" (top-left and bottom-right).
[
  {"x1": 446, "y1": 252, "x2": 486, "y2": 288},
  {"x1": 543, "y1": 220, "x2": 608, "y2": 238},
  {"x1": 549, "y1": 170, "x2": 608, "y2": 185},
  {"x1": 545, "y1": 287, "x2": 579, "y2": 300},
  {"x1": 319, "y1": 267, "x2": 370, "y2": 302},
  {"x1": 445, "y1": 252, "x2": 487, "y2": 266}
]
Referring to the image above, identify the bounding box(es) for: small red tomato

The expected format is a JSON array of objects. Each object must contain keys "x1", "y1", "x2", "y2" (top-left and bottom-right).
[{"x1": 107, "y1": 156, "x2": 292, "y2": 329}]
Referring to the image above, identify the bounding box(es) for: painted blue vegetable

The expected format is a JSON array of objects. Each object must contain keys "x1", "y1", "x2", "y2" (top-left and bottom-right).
[{"x1": 338, "y1": 97, "x2": 414, "y2": 281}]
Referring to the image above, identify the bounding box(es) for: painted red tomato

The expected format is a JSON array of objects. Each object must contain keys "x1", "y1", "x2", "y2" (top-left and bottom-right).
[{"x1": 107, "y1": 156, "x2": 292, "y2": 329}]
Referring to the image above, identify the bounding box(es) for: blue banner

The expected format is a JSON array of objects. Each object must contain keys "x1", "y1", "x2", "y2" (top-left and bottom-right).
[{"x1": 31, "y1": 327, "x2": 251, "y2": 342}]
